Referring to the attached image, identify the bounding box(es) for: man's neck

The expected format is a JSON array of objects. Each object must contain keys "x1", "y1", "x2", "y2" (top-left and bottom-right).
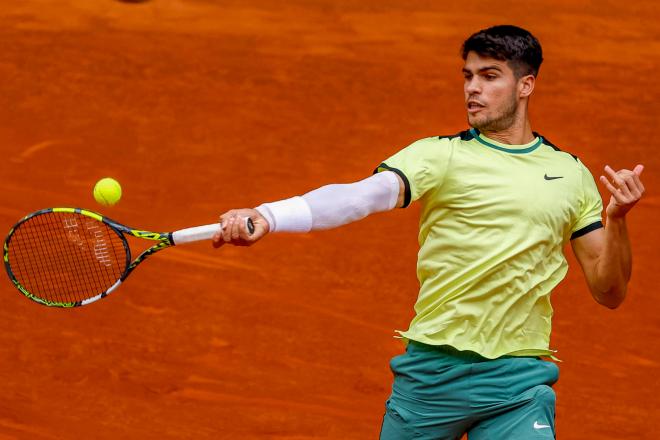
[{"x1": 479, "y1": 113, "x2": 535, "y2": 145}]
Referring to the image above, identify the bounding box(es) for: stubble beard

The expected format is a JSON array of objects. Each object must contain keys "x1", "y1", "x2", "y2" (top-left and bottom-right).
[{"x1": 468, "y1": 92, "x2": 519, "y2": 132}]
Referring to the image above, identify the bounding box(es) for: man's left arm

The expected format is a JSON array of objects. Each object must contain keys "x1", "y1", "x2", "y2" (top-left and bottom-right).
[{"x1": 571, "y1": 164, "x2": 645, "y2": 309}]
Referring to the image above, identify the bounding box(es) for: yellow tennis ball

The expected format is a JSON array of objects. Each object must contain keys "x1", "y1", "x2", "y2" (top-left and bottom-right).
[{"x1": 93, "y1": 177, "x2": 122, "y2": 207}]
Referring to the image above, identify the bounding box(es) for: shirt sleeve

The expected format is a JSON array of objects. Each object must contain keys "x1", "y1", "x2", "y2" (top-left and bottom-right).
[
  {"x1": 373, "y1": 137, "x2": 453, "y2": 208},
  {"x1": 570, "y1": 159, "x2": 604, "y2": 239}
]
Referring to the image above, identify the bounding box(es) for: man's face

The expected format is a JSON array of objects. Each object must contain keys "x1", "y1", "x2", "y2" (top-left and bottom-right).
[{"x1": 462, "y1": 52, "x2": 520, "y2": 132}]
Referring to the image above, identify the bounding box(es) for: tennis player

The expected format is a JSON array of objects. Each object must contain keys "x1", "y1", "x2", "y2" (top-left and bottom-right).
[{"x1": 213, "y1": 25, "x2": 645, "y2": 439}]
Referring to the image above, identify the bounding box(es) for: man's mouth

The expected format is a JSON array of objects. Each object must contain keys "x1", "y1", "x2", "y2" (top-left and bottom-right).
[{"x1": 467, "y1": 101, "x2": 485, "y2": 113}]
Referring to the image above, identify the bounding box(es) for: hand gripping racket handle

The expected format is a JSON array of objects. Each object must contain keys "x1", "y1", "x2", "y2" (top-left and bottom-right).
[{"x1": 171, "y1": 218, "x2": 255, "y2": 245}]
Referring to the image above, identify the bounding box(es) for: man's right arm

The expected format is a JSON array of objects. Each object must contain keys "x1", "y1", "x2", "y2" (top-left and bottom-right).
[
  {"x1": 393, "y1": 173, "x2": 406, "y2": 208},
  {"x1": 212, "y1": 171, "x2": 406, "y2": 247}
]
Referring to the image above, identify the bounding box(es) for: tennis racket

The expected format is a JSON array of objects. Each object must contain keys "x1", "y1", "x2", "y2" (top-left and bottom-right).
[{"x1": 3, "y1": 207, "x2": 254, "y2": 308}]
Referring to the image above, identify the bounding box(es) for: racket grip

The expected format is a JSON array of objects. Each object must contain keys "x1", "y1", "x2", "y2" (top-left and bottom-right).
[{"x1": 172, "y1": 218, "x2": 255, "y2": 245}]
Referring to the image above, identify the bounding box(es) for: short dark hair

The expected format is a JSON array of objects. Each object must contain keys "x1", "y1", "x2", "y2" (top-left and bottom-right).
[{"x1": 461, "y1": 25, "x2": 543, "y2": 78}]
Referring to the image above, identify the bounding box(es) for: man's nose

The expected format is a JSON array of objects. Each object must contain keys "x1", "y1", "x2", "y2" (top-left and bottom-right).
[{"x1": 465, "y1": 77, "x2": 480, "y2": 95}]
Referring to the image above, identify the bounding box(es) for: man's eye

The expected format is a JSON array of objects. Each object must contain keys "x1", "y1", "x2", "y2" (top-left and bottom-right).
[{"x1": 485, "y1": 74, "x2": 497, "y2": 80}]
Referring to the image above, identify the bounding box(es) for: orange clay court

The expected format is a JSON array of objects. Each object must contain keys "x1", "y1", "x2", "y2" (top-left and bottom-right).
[{"x1": 0, "y1": 1, "x2": 658, "y2": 439}]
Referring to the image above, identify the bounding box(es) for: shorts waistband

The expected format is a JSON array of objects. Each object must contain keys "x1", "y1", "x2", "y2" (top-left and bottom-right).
[{"x1": 407, "y1": 340, "x2": 510, "y2": 362}]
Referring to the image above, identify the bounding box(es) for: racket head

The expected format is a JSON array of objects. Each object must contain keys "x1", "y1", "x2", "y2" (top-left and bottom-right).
[{"x1": 4, "y1": 208, "x2": 131, "y2": 307}]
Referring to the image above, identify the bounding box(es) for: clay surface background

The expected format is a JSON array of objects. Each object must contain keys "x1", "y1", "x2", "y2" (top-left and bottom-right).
[{"x1": 0, "y1": 1, "x2": 658, "y2": 438}]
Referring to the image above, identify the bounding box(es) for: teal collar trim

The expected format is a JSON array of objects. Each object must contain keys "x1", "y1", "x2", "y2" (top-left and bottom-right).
[{"x1": 469, "y1": 128, "x2": 543, "y2": 154}]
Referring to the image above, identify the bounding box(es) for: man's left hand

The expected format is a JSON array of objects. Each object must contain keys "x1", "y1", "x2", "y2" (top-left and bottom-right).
[{"x1": 600, "y1": 164, "x2": 645, "y2": 219}]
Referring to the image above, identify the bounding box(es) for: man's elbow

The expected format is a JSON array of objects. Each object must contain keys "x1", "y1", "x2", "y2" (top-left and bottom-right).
[{"x1": 592, "y1": 286, "x2": 627, "y2": 309}]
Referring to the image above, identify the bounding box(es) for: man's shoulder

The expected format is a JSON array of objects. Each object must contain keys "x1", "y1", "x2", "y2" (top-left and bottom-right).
[
  {"x1": 406, "y1": 129, "x2": 474, "y2": 150},
  {"x1": 437, "y1": 129, "x2": 475, "y2": 142},
  {"x1": 535, "y1": 132, "x2": 580, "y2": 163}
]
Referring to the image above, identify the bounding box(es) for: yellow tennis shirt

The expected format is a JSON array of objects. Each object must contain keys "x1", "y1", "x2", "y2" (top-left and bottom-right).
[{"x1": 375, "y1": 128, "x2": 603, "y2": 359}]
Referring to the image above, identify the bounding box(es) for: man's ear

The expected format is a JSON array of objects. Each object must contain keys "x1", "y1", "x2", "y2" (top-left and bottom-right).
[{"x1": 519, "y1": 74, "x2": 536, "y2": 98}]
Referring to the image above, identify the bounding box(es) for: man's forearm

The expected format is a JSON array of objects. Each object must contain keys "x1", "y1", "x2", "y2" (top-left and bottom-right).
[
  {"x1": 255, "y1": 171, "x2": 400, "y2": 233},
  {"x1": 593, "y1": 216, "x2": 632, "y2": 308}
]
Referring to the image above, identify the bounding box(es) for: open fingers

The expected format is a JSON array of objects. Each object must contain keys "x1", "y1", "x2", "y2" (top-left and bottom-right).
[
  {"x1": 633, "y1": 165, "x2": 646, "y2": 194},
  {"x1": 633, "y1": 174, "x2": 646, "y2": 194},
  {"x1": 600, "y1": 175, "x2": 627, "y2": 203},
  {"x1": 619, "y1": 166, "x2": 644, "y2": 198},
  {"x1": 603, "y1": 166, "x2": 633, "y2": 199},
  {"x1": 601, "y1": 164, "x2": 647, "y2": 205}
]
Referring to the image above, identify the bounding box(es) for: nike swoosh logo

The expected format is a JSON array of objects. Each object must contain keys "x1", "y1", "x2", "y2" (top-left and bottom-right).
[
  {"x1": 544, "y1": 174, "x2": 563, "y2": 180},
  {"x1": 534, "y1": 421, "x2": 551, "y2": 429}
]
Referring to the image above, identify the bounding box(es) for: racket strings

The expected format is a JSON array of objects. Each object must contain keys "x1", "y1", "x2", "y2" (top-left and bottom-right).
[
  {"x1": 22, "y1": 226, "x2": 69, "y2": 304},
  {"x1": 7, "y1": 212, "x2": 128, "y2": 304}
]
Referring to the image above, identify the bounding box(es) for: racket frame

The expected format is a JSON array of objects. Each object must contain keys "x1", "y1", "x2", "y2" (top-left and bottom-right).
[
  {"x1": 5, "y1": 207, "x2": 251, "y2": 307},
  {"x1": 4, "y1": 207, "x2": 174, "y2": 307}
]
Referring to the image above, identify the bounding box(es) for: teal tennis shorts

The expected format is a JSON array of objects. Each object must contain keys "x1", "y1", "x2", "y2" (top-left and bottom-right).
[{"x1": 380, "y1": 341, "x2": 559, "y2": 439}]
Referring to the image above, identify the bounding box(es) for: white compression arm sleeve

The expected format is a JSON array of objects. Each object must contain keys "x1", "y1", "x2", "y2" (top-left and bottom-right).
[{"x1": 255, "y1": 171, "x2": 400, "y2": 233}]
